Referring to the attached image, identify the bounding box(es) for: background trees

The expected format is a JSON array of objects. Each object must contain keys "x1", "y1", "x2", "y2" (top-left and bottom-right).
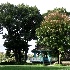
[
  {"x1": 0, "y1": 3, "x2": 43, "y2": 62},
  {"x1": 36, "y1": 8, "x2": 70, "y2": 64}
]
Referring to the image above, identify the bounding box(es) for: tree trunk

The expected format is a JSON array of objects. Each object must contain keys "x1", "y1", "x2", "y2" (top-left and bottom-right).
[
  {"x1": 14, "y1": 49, "x2": 19, "y2": 62},
  {"x1": 58, "y1": 50, "x2": 61, "y2": 64},
  {"x1": 25, "y1": 50, "x2": 27, "y2": 62},
  {"x1": 18, "y1": 50, "x2": 22, "y2": 63},
  {"x1": 24, "y1": 41, "x2": 28, "y2": 63}
]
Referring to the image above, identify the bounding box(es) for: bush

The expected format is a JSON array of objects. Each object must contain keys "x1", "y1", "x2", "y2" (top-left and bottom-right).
[{"x1": 0, "y1": 62, "x2": 25, "y2": 65}]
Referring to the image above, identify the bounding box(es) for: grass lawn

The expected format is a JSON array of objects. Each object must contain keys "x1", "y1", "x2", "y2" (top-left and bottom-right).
[{"x1": 0, "y1": 65, "x2": 70, "y2": 70}]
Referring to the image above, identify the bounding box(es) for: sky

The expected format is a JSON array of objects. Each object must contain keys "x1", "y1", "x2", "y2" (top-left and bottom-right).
[{"x1": 0, "y1": 0, "x2": 70, "y2": 54}]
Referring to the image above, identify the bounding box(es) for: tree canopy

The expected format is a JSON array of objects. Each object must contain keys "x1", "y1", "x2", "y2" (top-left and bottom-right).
[
  {"x1": 0, "y1": 3, "x2": 43, "y2": 62},
  {"x1": 36, "y1": 8, "x2": 70, "y2": 64}
]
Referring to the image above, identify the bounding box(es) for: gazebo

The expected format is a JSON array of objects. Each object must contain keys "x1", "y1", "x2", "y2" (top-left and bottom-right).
[{"x1": 30, "y1": 49, "x2": 52, "y2": 64}]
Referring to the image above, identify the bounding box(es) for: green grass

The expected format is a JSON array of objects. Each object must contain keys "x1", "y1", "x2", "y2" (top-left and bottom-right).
[{"x1": 0, "y1": 65, "x2": 70, "y2": 70}]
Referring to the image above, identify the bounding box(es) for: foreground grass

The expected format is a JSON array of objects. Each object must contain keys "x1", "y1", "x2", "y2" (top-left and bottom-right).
[{"x1": 0, "y1": 65, "x2": 70, "y2": 70}]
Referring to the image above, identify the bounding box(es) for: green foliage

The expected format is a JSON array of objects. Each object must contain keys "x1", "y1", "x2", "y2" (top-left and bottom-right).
[
  {"x1": 36, "y1": 8, "x2": 70, "y2": 52},
  {"x1": 0, "y1": 3, "x2": 43, "y2": 62},
  {"x1": 36, "y1": 8, "x2": 70, "y2": 64}
]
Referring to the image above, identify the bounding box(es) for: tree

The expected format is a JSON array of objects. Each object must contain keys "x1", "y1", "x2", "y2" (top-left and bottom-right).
[
  {"x1": 0, "y1": 3, "x2": 43, "y2": 62},
  {"x1": 36, "y1": 8, "x2": 70, "y2": 64}
]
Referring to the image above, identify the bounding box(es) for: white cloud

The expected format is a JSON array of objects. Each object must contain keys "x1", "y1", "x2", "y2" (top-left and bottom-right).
[
  {"x1": 0, "y1": 28, "x2": 7, "y2": 53},
  {"x1": 28, "y1": 40, "x2": 36, "y2": 54}
]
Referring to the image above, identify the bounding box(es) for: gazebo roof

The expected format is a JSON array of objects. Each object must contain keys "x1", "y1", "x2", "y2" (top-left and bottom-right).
[{"x1": 31, "y1": 49, "x2": 51, "y2": 53}]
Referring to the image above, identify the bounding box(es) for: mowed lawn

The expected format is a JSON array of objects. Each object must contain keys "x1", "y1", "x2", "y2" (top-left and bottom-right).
[{"x1": 0, "y1": 65, "x2": 70, "y2": 70}]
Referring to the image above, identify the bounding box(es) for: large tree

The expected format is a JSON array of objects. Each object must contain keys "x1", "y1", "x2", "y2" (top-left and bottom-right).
[
  {"x1": 36, "y1": 8, "x2": 70, "y2": 64},
  {"x1": 0, "y1": 3, "x2": 43, "y2": 62}
]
